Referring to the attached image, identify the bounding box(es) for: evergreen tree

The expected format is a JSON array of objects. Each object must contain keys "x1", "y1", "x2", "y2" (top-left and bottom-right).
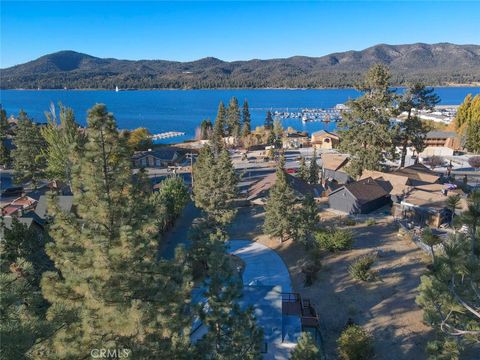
[
  {"x1": 396, "y1": 83, "x2": 439, "y2": 167},
  {"x1": 241, "y1": 100, "x2": 251, "y2": 137},
  {"x1": 199, "y1": 119, "x2": 213, "y2": 140},
  {"x1": 37, "y1": 104, "x2": 192, "y2": 358},
  {"x1": 212, "y1": 101, "x2": 227, "y2": 154},
  {"x1": 0, "y1": 106, "x2": 11, "y2": 167},
  {"x1": 12, "y1": 110, "x2": 46, "y2": 188},
  {"x1": 295, "y1": 193, "x2": 319, "y2": 249},
  {"x1": 290, "y1": 332, "x2": 321, "y2": 360},
  {"x1": 298, "y1": 156, "x2": 309, "y2": 182},
  {"x1": 264, "y1": 111, "x2": 273, "y2": 130},
  {"x1": 459, "y1": 190, "x2": 480, "y2": 256},
  {"x1": 308, "y1": 148, "x2": 320, "y2": 184},
  {"x1": 263, "y1": 155, "x2": 297, "y2": 241},
  {"x1": 338, "y1": 64, "x2": 397, "y2": 178},
  {"x1": 226, "y1": 97, "x2": 241, "y2": 140},
  {"x1": 194, "y1": 239, "x2": 263, "y2": 359},
  {"x1": 416, "y1": 233, "x2": 480, "y2": 357},
  {"x1": 41, "y1": 104, "x2": 85, "y2": 184},
  {"x1": 421, "y1": 228, "x2": 442, "y2": 266},
  {"x1": 455, "y1": 94, "x2": 480, "y2": 154},
  {"x1": 193, "y1": 146, "x2": 238, "y2": 225}
]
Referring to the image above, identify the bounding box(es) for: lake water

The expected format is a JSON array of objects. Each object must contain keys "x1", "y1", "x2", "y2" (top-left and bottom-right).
[{"x1": 1, "y1": 87, "x2": 479, "y2": 143}]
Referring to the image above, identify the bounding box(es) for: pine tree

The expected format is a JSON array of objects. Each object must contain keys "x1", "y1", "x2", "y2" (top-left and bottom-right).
[
  {"x1": 0, "y1": 106, "x2": 11, "y2": 167},
  {"x1": 41, "y1": 104, "x2": 85, "y2": 184},
  {"x1": 212, "y1": 101, "x2": 227, "y2": 154},
  {"x1": 338, "y1": 64, "x2": 397, "y2": 178},
  {"x1": 263, "y1": 155, "x2": 297, "y2": 241},
  {"x1": 298, "y1": 156, "x2": 309, "y2": 183},
  {"x1": 396, "y1": 83, "x2": 439, "y2": 167},
  {"x1": 12, "y1": 110, "x2": 46, "y2": 188},
  {"x1": 291, "y1": 332, "x2": 320, "y2": 360},
  {"x1": 199, "y1": 119, "x2": 213, "y2": 140},
  {"x1": 126, "y1": 127, "x2": 153, "y2": 151},
  {"x1": 308, "y1": 148, "x2": 320, "y2": 184},
  {"x1": 193, "y1": 146, "x2": 237, "y2": 225},
  {"x1": 37, "y1": 104, "x2": 192, "y2": 358},
  {"x1": 264, "y1": 111, "x2": 273, "y2": 130},
  {"x1": 241, "y1": 100, "x2": 251, "y2": 137},
  {"x1": 226, "y1": 97, "x2": 241, "y2": 140},
  {"x1": 459, "y1": 189, "x2": 480, "y2": 256},
  {"x1": 295, "y1": 193, "x2": 319, "y2": 249},
  {"x1": 455, "y1": 94, "x2": 480, "y2": 154}
]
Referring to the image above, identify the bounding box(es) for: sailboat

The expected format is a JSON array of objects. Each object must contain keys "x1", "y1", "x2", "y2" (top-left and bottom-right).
[{"x1": 115, "y1": 86, "x2": 119, "y2": 92}]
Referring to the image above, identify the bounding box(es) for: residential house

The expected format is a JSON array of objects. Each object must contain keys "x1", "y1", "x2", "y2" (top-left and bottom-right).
[
  {"x1": 420, "y1": 131, "x2": 462, "y2": 156},
  {"x1": 360, "y1": 170, "x2": 413, "y2": 202},
  {"x1": 282, "y1": 132, "x2": 310, "y2": 149},
  {"x1": 390, "y1": 163, "x2": 440, "y2": 186},
  {"x1": 248, "y1": 172, "x2": 324, "y2": 206},
  {"x1": 132, "y1": 148, "x2": 180, "y2": 168},
  {"x1": 328, "y1": 177, "x2": 391, "y2": 214},
  {"x1": 321, "y1": 153, "x2": 351, "y2": 186},
  {"x1": 393, "y1": 184, "x2": 467, "y2": 227},
  {"x1": 311, "y1": 130, "x2": 340, "y2": 150},
  {"x1": 1, "y1": 196, "x2": 37, "y2": 217}
]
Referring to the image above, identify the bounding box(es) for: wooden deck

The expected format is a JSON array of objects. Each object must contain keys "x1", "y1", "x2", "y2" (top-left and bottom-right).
[{"x1": 282, "y1": 292, "x2": 320, "y2": 329}]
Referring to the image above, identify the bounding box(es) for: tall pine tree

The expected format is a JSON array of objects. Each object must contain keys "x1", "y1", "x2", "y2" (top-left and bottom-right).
[
  {"x1": 263, "y1": 155, "x2": 297, "y2": 241},
  {"x1": 12, "y1": 110, "x2": 46, "y2": 188},
  {"x1": 241, "y1": 100, "x2": 251, "y2": 138},
  {"x1": 212, "y1": 101, "x2": 227, "y2": 154},
  {"x1": 338, "y1": 64, "x2": 397, "y2": 178},
  {"x1": 0, "y1": 106, "x2": 11, "y2": 167},
  {"x1": 308, "y1": 148, "x2": 320, "y2": 185},
  {"x1": 226, "y1": 97, "x2": 241, "y2": 140},
  {"x1": 37, "y1": 104, "x2": 192, "y2": 358}
]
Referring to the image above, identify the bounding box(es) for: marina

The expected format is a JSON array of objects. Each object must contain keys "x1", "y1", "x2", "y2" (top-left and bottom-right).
[
  {"x1": 150, "y1": 131, "x2": 186, "y2": 140},
  {"x1": 273, "y1": 106, "x2": 344, "y2": 123}
]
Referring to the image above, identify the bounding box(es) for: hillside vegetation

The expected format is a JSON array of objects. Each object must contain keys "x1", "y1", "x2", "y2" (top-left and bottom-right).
[{"x1": 1, "y1": 43, "x2": 480, "y2": 89}]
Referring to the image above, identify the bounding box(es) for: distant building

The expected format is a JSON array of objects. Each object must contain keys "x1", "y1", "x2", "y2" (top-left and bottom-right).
[
  {"x1": 132, "y1": 148, "x2": 180, "y2": 168},
  {"x1": 328, "y1": 177, "x2": 391, "y2": 214},
  {"x1": 420, "y1": 131, "x2": 462, "y2": 156},
  {"x1": 311, "y1": 130, "x2": 340, "y2": 150},
  {"x1": 282, "y1": 132, "x2": 310, "y2": 149}
]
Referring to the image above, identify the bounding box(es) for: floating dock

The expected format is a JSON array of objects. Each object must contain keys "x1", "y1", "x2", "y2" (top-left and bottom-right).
[{"x1": 150, "y1": 131, "x2": 186, "y2": 140}]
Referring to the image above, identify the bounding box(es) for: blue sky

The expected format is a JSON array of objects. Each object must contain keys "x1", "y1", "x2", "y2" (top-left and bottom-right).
[{"x1": 1, "y1": 1, "x2": 479, "y2": 68}]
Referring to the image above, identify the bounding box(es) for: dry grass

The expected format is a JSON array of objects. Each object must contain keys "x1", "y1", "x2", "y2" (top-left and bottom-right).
[{"x1": 229, "y1": 206, "x2": 434, "y2": 360}]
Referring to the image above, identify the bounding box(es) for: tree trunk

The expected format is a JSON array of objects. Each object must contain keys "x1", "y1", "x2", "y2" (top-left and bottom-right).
[
  {"x1": 430, "y1": 245, "x2": 436, "y2": 265},
  {"x1": 400, "y1": 142, "x2": 408, "y2": 168}
]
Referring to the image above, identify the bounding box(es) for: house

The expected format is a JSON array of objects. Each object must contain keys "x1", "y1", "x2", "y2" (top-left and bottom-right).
[
  {"x1": 1, "y1": 196, "x2": 37, "y2": 216},
  {"x1": 420, "y1": 131, "x2": 462, "y2": 156},
  {"x1": 328, "y1": 177, "x2": 391, "y2": 214},
  {"x1": 282, "y1": 132, "x2": 310, "y2": 149},
  {"x1": 390, "y1": 163, "x2": 440, "y2": 186},
  {"x1": 248, "y1": 172, "x2": 324, "y2": 205},
  {"x1": 321, "y1": 153, "x2": 351, "y2": 185},
  {"x1": 360, "y1": 170, "x2": 413, "y2": 201},
  {"x1": 34, "y1": 195, "x2": 74, "y2": 222},
  {"x1": 311, "y1": 130, "x2": 340, "y2": 149},
  {"x1": 392, "y1": 185, "x2": 467, "y2": 227},
  {"x1": 132, "y1": 148, "x2": 180, "y2": 168}
]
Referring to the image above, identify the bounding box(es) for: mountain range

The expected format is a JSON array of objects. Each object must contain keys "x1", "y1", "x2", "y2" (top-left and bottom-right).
[{"x1": 2, "y1": 43, "x2": 480, "y2": 89}]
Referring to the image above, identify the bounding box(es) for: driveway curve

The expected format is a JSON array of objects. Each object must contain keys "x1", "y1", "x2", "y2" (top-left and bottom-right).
[{"x1": 227, "y1": 240, "x2": 293, "y2": 293}]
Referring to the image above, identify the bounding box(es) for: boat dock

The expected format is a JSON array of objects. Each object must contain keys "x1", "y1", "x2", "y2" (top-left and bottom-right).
[
  {"x1": 151, "y1": 131, "x2": 186, "y2": 140},
  {"x1": 273, "y1": 107, "x2": 344, "y2": 123}
]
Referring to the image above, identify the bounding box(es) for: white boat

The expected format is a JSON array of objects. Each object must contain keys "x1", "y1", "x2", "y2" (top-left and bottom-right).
[{"x1": 115, "y1": 86, "x2": 119, "y2": 92}]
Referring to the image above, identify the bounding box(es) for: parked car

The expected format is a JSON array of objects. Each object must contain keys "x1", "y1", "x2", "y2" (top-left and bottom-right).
[
  {"x1": 286, "y1": 168, "x2": 297, "y2": 174},
  {"x1": 1, "y1": 186, "x2": 23, "y2": 198}
]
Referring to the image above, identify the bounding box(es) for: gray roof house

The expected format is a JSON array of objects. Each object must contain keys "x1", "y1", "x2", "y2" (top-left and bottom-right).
[
  {"x1": 328, "y1": 177, "x2": 391, "y2": 214},
  {"x1": 132, "y1": 148, "x2": 180, "y2": 168}
]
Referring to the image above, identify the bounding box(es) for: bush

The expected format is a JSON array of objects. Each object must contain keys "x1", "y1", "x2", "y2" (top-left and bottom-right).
[
  {"x1": 315, "y1": 229, "x2": 354, "y2": 252},
  {"x1": 349, "y1": 254, "x2": 377, "y2": 282},
  {"x1": 343, "y1": 218, "x2": 357, "y2": 226},
  {"x1": 337, "y1": 325, "x2": 374, "y2": 360},
  {"x1": 365, "y1": 218, "x2": 376, "y2": 226}
]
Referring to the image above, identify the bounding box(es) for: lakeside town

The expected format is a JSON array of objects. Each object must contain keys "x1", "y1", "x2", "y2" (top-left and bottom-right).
[{"x1": 1, "y1": 63, "x2": 480, "y2": 359}]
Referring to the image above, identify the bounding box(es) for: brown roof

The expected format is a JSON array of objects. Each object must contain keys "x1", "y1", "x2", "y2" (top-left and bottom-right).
[
  {"x1": 391, "y1": 163, "x2": 439, "y2": 185},
  {"x1": 321, "y1": 153, "x2": 349, "y2": 171},
  {"x1": 248, "y1": 172, "x2": 323, "y2": 201},
  {"x1": 360, "y1": 170, "x2": 411, "y2": 196},
  {"x1": 401, "y1": 189, "x2": 467, "y2": 211},
  {"x1": 336, "y1": 177, "x2": 389, "y2": 204}
]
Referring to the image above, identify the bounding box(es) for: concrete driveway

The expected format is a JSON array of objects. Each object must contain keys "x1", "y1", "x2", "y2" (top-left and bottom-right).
[{"x1": 227, "y1": 240, "x2": 293, "y2": 292}]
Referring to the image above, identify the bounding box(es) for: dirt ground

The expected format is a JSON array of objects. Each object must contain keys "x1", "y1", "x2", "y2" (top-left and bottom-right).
[{"x1": 229, "y1": 206, "x2": 434, "y2": 360}]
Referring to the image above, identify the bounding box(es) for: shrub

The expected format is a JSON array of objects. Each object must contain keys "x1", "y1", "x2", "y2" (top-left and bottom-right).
[
  {"x1": 349, "y1": 254, "x2": 377, "y2": 281},
  {"x1": 344, "y1": 218, "x2": 357, "y2": 226},
  {"x1": 365, "y1": 218, "x2": 376, "y2": 226},
  {"x1": 315, "y1": 229, "x2": 354, "y2": 252},
  {"x1": 468, "y1": 156, "x2": 480, "y2": 170},
  {"x1": 337, "y1": 325, "x2": 374, "y2": 360}
]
